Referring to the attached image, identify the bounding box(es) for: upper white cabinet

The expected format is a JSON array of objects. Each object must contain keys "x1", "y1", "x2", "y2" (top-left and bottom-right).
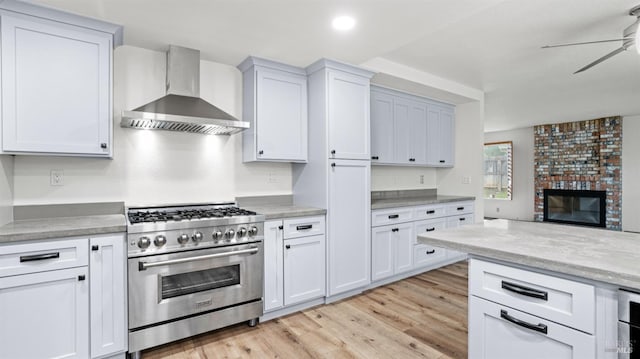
[
  {"x1": 370, "y1": 86, "x2": 455, "y2": 167},
  {"x1": 238, "y1": 57, "x2": 308, "y2": 162},
  {"x1": 0, "y1": 1, "x2": 122, "y2": 157}
]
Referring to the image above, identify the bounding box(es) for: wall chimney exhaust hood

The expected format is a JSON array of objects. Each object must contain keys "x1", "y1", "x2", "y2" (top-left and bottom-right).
[{"x1": 121, "y1": 45, "x2": 249, "y2": 135}]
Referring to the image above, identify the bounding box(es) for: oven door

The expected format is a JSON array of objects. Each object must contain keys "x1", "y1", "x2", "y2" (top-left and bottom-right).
[{"x1": 128, "y1": 241, "x2": 263, "y2": 329}]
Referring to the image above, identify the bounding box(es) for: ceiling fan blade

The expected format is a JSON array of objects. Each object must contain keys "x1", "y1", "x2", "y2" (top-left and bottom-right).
[
  {"x1": 573, "y1": 47, "x2": 627, "y2": 74},
  {"x1": 542, "y1": 38, "x2": 631, "y2": 48}
]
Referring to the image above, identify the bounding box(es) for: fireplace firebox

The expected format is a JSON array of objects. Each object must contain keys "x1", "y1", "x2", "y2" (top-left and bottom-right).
[{"x1": 543, "y1": 189, "x2": 606, "y2": 228}]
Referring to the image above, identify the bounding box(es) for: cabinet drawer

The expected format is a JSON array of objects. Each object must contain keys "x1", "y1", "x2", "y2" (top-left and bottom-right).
[
  {"x1": 445, "y1": 201, "x2": 474, "y2": 216},
  {"x1": 414, "y1": 218, "x2": 447, "y2": 244},
  {"x1": 413, "y1": 244, "x2": 447, "y2": 269},
  {"x1": 469, "y1": 296, "x2": 595, "y2": 359},
  {"x1": 372, "y1": 207, "x2": 413, "y2": 227},
  {"x1": 447, "y1": 214, "x2": 474, "y2": 228},
  {"x1": 283, "y1": 216, "x2": 325, "y2": 239},
  {"x1": 413, "y1": 204, "x2": 446, "y2": 220},
  {"x1": 469, "y1": 259, "x2": 595, "y2": 334},
  {"x1": 0, "y1": 238, "x2": 88, "y2": 278}
]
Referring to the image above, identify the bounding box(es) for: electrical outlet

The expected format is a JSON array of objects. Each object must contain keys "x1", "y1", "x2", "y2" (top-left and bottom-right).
[
  {"x1": 268, "y1": 172, "x2": 277, "y2": 184},
  {"x1": 496, "y1": 207, "x2": 500, "y2": 213},
  {"x1": 50, "y1": 170, "x2": 64, "y2": 186},
  {"x1": 462, "y1": 176, "x2": 471, "y2": 184},
  {"x1": 419, "y1": 175, "x2": 424, "y2": 184}
]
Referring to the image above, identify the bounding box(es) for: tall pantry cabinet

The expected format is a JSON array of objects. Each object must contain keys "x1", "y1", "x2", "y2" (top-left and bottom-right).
[{"x1": 293, "y1": 59, "x2": 374, "y2": 300}]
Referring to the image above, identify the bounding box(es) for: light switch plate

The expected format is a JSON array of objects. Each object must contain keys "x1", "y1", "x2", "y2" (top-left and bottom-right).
[{"x1": 50, "y1": 170, "x2": 64, "y2": 186}]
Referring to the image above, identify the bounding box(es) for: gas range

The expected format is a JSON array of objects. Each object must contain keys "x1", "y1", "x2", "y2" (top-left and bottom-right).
[{"x1": 126, "y1": 202, "x2": 265, "y2": 257}]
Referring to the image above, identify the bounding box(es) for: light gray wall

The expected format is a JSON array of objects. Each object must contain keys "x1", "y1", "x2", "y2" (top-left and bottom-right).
[
  {"x1": 622, "y1": 115, "x2": 640, "y2": 232},
  {"x1": 12, "y1": 46, "x2": 292, "y2": 205},
  {"x1": 371, "y1": 166, "x2": 437, "y2": 190},
  {"x1": 0, "y1": 156, "x2": 13, "y2": 225},
  {"x1": 483, "y1": 127, "x2": 535, "y2": 221}
]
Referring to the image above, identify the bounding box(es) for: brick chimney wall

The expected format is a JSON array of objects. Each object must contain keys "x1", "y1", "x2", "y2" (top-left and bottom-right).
[{"x1": 534, "y1": 117, "x2": 622, "y2": 230}]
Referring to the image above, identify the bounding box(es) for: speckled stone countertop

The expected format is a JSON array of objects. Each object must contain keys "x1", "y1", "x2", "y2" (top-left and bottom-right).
[
  {"x1": 237, "y1": 195, "x2": 326, "y2": 220},
  {"x1": 372, "y1": 195, "x2": 475, "y2": 210},
  {"x1": 418, "y1": 219, "x2": 640, "y2": 290},
  {"x1": 0, "y1": 202, "x2": 126, "y2": 244}
]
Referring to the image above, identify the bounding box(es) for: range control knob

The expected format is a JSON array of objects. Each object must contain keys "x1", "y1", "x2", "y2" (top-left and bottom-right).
[
  {"x1": 237, "y1": 227, "x2": 247, "y2": 238},
  {"x1": 224, "y1": 229, "x2": 235, "y2": 241},
  {"x1": 248, "y1": 226, "x2": 259, "y2": 237},
  {"x1": 212, "y1": 230, "x2": 223, "y2": 241},
  {"x1": 192, "y1": 231, "x2": 203, "y2": 242},
  {"x1": 154, "y1": 235, "x2": 167, "y2": 247},
  {"x1": 177, "y1": 234, "x2": 190, "y2": 245},
  {"x1": 138, "y1": 236, "x2": 151, "y2": 249}
]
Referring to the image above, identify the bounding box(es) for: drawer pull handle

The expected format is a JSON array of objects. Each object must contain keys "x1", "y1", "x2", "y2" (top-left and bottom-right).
[
  {"x1": 457, "y1": 207, "x2": 464, "y2": 211},
  {"x1": 388, "y1": 214, "x2": 399, "y2": 219},
  {"x1": 20, "y1": 252, "x2": 60, "y2": 262},
  {"x1": 501, "y1": 281, "x2": 548, "y2": 301},
  {"x1": 278, "y1": 225, "x2": 284, "y2": 230},
  {"x1": 371, "y1": 156, "x2": 379, "y2": 160},
  {"x1": 78, "y1": 275, "x2": 86, "y2": 281},
  {"x1": 439, "y1": 160, "x2": 446, "y2": 163},
  {"x1": 426, "y1": 227, "x2": 436, "y2": 232},
  {"x1": 391, "y1": 228, "x2": 399, "y2": 232},
  {"x1": 500, "y1": 309, "x2": 548, "y2": 334},
  {"x1": 285, "y1": 245, "x2": 291, "y2": 250},
  {"x1": 426, "y1": 210, "x2": 435, "y2": 214},
  {"x1": 426, "y1": 249, "x2": 435, "y2": 254},
  {"x1": 296, "y1": 224, "x2": 313, "y2": 231},
  {"x1": 91, "y1": 245, "x2": 99, "y2": 251},
  {"x1": 459, "y1": 218, "x2": 466, "y2": 221}
]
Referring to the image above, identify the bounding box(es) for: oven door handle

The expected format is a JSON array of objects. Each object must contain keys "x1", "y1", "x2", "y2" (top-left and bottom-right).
[{"x1": 138, "y1": 246, "x2": 259, "y2": 271}]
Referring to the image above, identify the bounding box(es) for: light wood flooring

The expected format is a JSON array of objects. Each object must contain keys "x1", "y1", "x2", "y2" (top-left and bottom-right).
[{"x1": 143, "y1": 261, "x2": 468, "y2": 359}]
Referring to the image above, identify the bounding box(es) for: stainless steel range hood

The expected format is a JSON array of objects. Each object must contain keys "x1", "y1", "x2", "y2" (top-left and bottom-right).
[{"x1": 121, "y1": 45, "x2": 249, "y2": 135}]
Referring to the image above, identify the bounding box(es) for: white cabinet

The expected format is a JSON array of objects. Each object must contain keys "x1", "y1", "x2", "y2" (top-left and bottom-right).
[
  {"x1": 0, "y1": 3, "x2": 121, "y2": 157},
  {"x1": 263, "y1": 216, "x2": 326, "y2": 313},
  {"x1": 284, "y1": 234, "x2": 325, "y2": 305},
  {"x1": 371, "y1": 222, "x2": 414, "y2": 281},
  {"x1": 327, "y1": 70, "x2": 371, "y2": 160},
  {"x1": 469, "y1": 296, "x2": 595, "y2": 359},
  {"x1": 370, "y1": 86, "x2": 454, "y2": 167},
  {"x1": 468, "y1": 258, "x2": 598, "y2": 359},
  {"x1": 426, "y1": 105, "x2": 455, "y2": 167},
  {"x1": 263, "y1": 220, "x2": 284, "y2": 312},
  {"x1": 0, "y1": 262, "x2": 89, "y2": 359},
  {"x1": 328, "y1": 159, "x2": 371, "y2": 295},
  {"x1": 238, "y1": 57, "x2": 307, "y2": 162},
  {"x1": 89, "y1": 234, "x2": 126, "y2": 359}
]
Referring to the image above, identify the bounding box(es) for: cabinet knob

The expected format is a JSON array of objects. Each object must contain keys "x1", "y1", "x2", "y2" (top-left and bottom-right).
[
  {"x1": 409, "y1": 158, "x2": 416, "y2": 162},
  {"x1": 285, "y1": 244, "x2": 291, "y2": 249},
  {"x1": 259, "y1": 150, "x2": 264, "y2": 155},
  {"x1": 278, "y1": 225, "x2": 284, "y2": 230},
  {"x1": 78, "y1": 275, "x2": 86, "y2": 281},
  {"x1": 330, "y1": 150, "x2": 336, "y2": 155},
  {"x1": 100, "y1": 143, "x2": 107, "y2": 149},
  {"x1": 91, "y1": 245, "x2": 99, "y2": 251},
  {"x1": 331, "y1": 163, "x2": 336, "y2": 167},
  {"x1": 439, "y1": 160, "x2": 446, "y2": 163}
]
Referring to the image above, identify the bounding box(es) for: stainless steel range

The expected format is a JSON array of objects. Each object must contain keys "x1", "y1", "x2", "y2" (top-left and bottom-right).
[{"x1": 125, "y1": 203, "x2": 264, "y2": 358}]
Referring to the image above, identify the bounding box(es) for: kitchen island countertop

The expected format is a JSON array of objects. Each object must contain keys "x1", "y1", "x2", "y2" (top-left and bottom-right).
[{"x1": 418, "y1": 219, "x2": 640, "y2": 290}]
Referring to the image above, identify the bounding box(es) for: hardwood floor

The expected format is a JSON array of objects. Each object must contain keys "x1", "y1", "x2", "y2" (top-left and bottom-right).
[{"x1": 142, "y1": 261, "x2": 468, "y2": 359}]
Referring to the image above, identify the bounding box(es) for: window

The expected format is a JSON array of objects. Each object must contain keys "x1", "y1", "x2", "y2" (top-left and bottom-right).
[{"x1": 484, "y1": 141, "x2": 512, "y2": 200}]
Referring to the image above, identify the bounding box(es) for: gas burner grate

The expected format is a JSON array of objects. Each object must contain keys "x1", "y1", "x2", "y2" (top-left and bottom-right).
[{"x1": 128, "y1": 206, "x2": 257, "y2": 224}]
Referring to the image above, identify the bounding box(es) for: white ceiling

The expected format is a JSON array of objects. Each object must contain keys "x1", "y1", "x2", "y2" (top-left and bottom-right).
[{"x1": 33, "y1": 0, "x2": 640, "y2": 131}]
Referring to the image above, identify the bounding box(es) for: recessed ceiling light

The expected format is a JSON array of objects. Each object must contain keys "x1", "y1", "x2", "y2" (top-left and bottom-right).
[{"x1": 332, "y1": 15, "x2": 356, "y2": 31}]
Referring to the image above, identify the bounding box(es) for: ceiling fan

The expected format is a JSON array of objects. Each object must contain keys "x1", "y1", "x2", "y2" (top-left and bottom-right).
[{"x1": 542, "y1": 4, "x2": 640, "y2": 74}]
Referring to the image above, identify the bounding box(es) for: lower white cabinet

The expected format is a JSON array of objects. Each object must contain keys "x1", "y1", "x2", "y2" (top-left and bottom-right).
[
  {"x1": 263, "y1": 216, "x2": 326, "y2": 313},
  {"x1": 90, "y1": 234, "x2": 127, "y2": 358},
  {"x1": 284, "y1": 234, "x2": 325, "y2": 305},
  {"x1": 469, "y1": 296, "x2": 595, "y2": 359},
  {"x1": 0, "y1": 234, "x2": 126, "y2": 359},
  {"x1": 371, "y1": 222, "x2": 413, "y2": 281},
  {"x1": 0, "y1": 266, "x2": 90, "y2": 359}
]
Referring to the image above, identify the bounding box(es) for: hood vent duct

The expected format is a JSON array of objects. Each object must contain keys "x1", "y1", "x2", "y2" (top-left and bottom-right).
[{"x1": 121, "y1": 45, "x2": 249, "y2": 135}]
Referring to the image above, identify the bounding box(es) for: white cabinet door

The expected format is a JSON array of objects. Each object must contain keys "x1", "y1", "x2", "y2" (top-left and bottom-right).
[
  {"x1": 370, "y1": 89, "x2": 394, "y2": 163},
  {"x1": 0, "y1": 266, "x2": 89, "y2": 359},
  {"x1": 409, "y1": 101, "x2": 428, "y2": 165},
  {"x1": 393, "y1": 97, "x2": 412, "y2": 164},
  {"x1": 90, "y1": 234, "x2": 126, "y2": 359},
  {"x1": 469, "y1": 296, "x2": 595, "y2": 359},
  {"x1": 393, "y1": 223, "x2": 414, "y2": 275},
  {"x1": 426, "y1": 105, "x2": 455, "y2": 167},
  {"x1": 327, "y1": 71, "x2": 370, "y2": 160},
  {"x1": 283, "y1": 234, "x2": 325, "y2": 306},
  {"x1": 263, "y1": 220, "x2": 284, "y2": 312},
  {"x1": 1, "y1": 13, "x2": 112, "y2": 157},
  {"x1": 371, "y1": 226, "x2": 394, "y2": 281},
  {"x1": 328, "y1": 159, "x2": 370, "y2": 295},
  {"x1": 255, "y1": 68, "x2": 307, "y2": 162}
]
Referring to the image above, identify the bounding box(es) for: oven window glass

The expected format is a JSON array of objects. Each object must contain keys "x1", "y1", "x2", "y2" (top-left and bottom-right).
[{"x1": 161, "y1": 264, "x2": 240, "y2": 299}]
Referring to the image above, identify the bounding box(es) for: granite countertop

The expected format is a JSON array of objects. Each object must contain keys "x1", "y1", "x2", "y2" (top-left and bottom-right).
[
  {"x1": 418, "y1": 219, "x2": 640, "y2": 290},
  {"x1": 0, "y1": 214, "x2": 127, "y2": 244},
  {"x1": 243, "y1": 204, "x2": 326, "y2": 220},
  {"x1": 371, "y1": 195, "x2": 475, "y2": 210}
]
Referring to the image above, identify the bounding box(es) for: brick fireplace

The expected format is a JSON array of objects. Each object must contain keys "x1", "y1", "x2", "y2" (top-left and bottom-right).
[{"x1": 534, "y1": 117, "x2": 622, "y2": 230}]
